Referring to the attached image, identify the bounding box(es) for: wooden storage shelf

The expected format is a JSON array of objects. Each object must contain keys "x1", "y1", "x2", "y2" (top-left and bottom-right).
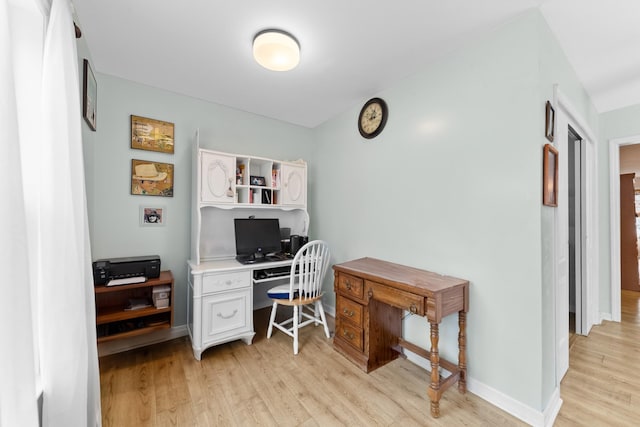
[
  {"x1": 96, "y1": 305, "x2": 172, "y2": 325},
  {"x1": 94, "y1": 270, "x2": 174, "y2": 344},
  {"x1": 97, "y1": 322, "x2": 171, "y2": 343}
]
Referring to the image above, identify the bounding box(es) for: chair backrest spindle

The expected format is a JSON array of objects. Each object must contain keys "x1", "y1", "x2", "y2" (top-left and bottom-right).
[{"x1": 288, "y1": 240, "x2": 329, "y2": 301}]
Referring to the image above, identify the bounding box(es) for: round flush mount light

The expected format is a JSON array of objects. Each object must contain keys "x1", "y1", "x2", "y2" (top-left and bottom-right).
[{"x1": 253, "y1": 29, "x2": 300, "y2": 71}]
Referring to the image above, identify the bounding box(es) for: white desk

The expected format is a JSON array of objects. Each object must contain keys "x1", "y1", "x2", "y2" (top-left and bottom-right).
[{"x1": 187, "y1": 258, "x2": 294, "y2": 360}]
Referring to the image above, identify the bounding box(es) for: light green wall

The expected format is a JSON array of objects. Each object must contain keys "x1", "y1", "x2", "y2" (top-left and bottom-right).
[
  {"x1": 313, "y1": 11, "x2": 545, "y2": 409},
  {"x1": 600, "y1": 103, "x2": 640, "y2": 313},
  {"x1": 86, "y1": 74, "x2": 313, "y2": 325},
  {"x1": 601, "y1": 104, "x2": 640, "y2": 138},
  {"x1": 79, "y1": 8, "x2": 603, "y2": 417},
  {"x1": 535, "y1": 13, "x2": 599, "y2": 407},
  {"x1": 310, "y1": 10, "x2": 597, "y2": 412}
]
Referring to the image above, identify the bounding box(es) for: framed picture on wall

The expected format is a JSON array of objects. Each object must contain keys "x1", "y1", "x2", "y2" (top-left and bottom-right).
[
  {"x1": 543, "y1": 143, "x2": 558, "y2": 207},
  {"x1": 82, "y1": 59, "x2": 97, "y2": 131},
  {"x1": 545, "y1": 101, "x2": 555, "y2": 142},
  {"x1": 131, "y1": 159, "x2": 174, "y2": 197},
  {"x1": 131, "y1": 115, "x2": 175, "y2": 154},
  {"x1": 140, "y1": 206, "x2": 165, "y2": 226}
]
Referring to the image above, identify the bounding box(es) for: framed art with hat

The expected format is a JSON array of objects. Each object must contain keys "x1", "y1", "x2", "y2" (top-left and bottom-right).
[{"x1": 131, "y1": 159, "x2": 174, "y2": 197}]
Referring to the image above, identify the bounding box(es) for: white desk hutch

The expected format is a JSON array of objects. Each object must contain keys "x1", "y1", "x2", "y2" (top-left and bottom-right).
[{"x1": 188, "y1": 137, "x2": 309, "y2": 360}]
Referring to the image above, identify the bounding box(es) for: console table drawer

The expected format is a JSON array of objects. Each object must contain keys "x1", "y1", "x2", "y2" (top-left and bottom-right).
[
  {"x1": 336, "y1": 295, "x2": 363, "y2": 327},
  {"x1": 366, "y1": 281, "x2": 425, "y2": 315},
  {"x1": 336, "y1": 318, "x2": 363, "y2": 351},
  {"x1": 203, "y1": 271, "x2": 250, "y2": 294},
  {"x1": 337, "y1": 273, "x2": 364, "y2": 299}
]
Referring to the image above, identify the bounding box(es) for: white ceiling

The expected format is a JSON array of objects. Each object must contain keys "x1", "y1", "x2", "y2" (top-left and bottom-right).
[{"x1": 72, "y1": 0, "x2": 640, "y2": 128}]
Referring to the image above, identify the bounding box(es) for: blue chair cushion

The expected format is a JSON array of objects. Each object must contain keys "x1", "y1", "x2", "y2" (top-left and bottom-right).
[{"x1": 267, "y1": 284, "x2": 299, "y2": 299}]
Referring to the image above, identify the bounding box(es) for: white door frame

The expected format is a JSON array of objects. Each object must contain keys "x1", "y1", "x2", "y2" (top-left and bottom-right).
[
  {"x1": 553, "y1": 86, "x2": 600, "y2": 383},
  {"x1": 609, "y1": 134, "x2": 640, "y2": 322}
]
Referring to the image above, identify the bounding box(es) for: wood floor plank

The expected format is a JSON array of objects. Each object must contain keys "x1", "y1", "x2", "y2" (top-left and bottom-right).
[
  {"x1": 555, "y1": 290, "x2": 640, "y2": 426},
  {"x1": 100, "y1": 291, "x2": 640, "y2": 426}
]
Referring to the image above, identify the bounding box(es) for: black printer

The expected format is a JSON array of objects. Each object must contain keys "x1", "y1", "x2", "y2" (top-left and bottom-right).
[{"x1": 92, "y1": 255, "x2": 161, "y2": 285}]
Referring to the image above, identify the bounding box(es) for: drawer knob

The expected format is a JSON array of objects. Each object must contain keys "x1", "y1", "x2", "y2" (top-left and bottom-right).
[
  {"x1": 345, "y1": 281, "x2": 351, "y2": 290},
  {"x1": 217, "y1": 309, "x2": 238, "y2": 319},
  {"x1": 225, "y1": 280, "x2": 233, "y2": 285},
  {"x1": 342, "y1": 329, "x2": 354, "y2": 340},
  {"x1": 342, "y1": 308, "x2": 354, "y2": 317}
]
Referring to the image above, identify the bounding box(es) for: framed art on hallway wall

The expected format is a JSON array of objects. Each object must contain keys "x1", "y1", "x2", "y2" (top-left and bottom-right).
[
  {"x1": 542, "y1": 143, "x2": 558, "y2": 207},
  {"x1": 545, "y1": 101, "x2": 555, "y2": 142}
]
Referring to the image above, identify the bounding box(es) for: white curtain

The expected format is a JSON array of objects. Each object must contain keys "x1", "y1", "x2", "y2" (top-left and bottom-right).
[
  {"x1": 1, "y1": 0, "x2": 101, "y2": 425},
  {"x1": 0, "y1": 0, "x2": 39, "y2": 425}
]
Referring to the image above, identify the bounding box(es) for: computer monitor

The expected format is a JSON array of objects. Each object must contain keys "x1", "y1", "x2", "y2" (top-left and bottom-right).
[{"x1": 234, "y1": 218, "x2": 282, "y2": 263}]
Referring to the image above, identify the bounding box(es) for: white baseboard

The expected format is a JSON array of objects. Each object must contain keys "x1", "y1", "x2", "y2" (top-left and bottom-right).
[
  {"x1": 324, "y1": 302, "x2": 335, "y2": 318},
  {"x1": 97, "y1": 325, "x2": 188, "y2": 357},
  {"x1": 403, "y1": 350, "x2": 561, "y2": 427},
  {"x1": 600, "y1": 311, "x2": 613, "y2": 323}
]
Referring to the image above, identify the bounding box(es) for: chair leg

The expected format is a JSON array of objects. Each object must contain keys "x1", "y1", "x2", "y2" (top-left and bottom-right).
[
  {"x1": 316, "y1": 301, "x2": 330, "y2": 338},
  {"x1": 312, "y1": 303, "x2": 319, "y2": 325},
  {"x1": 293, "y1": 305, "x2": 299, "y2": 355},
  {"x1": 267, "y1": 301, "x2": 278, "y2": 338}
]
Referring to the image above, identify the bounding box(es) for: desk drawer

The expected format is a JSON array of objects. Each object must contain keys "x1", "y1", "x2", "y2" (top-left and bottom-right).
[
  {"x1": 203, "y1": 271, "x2": 250, "y2": 294},
  {"x1": 336, "y1": 295, "x2": 363, "y2": 327},
  {"x1": 366, "y1": 281, "x2": 425, "y2": 315},
  {"x1": 337, "y1": 273, "x2": 364, "y2": 299},
  {"x1": 336, "y1": 318, "x2": 363, "y2": 351}
]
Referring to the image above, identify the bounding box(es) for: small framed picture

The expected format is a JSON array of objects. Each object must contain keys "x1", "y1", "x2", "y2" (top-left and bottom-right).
[
  {"x1": 545, "y1": 101, "x2": 555, "y2": 142},
  {"x1": 250, "y1": 175, "x2": 266, "y2": 186},
  {"x1": 131, "y1": 159, "x2": 174, "y2": 197},
  {"x1": 82, "y1": 59, "x2": 97, "y2": 131},
  {"x1": 131, "y1": 115, "x2": 175, "y2": 154},
  {"x1": 140, "y1": 206, "x2": 165, "y2": 226},
  {"x1": 543, "y1": 143, "x2": 558, "y2": 207}
]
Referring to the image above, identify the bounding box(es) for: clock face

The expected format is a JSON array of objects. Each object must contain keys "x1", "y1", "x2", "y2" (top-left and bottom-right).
[{"x1": 358, "y1": 98, "x2": 388, "y2": 139}]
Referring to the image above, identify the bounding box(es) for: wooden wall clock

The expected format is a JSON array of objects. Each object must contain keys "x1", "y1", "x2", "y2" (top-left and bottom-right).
[{"x1": 358, "y1": 97, "x2": 388, "y2": 139}]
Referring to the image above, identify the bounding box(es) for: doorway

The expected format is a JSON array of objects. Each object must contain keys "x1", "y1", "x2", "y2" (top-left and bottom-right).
[
  {"x1": 609, "y1": 135, "x2": 640, "y2": 322},
  {"x1": 554, "y1": 88, "x2": 599, "y2": 386},
  {"x1": 608, "y1": 135, "x2": 640, "y2": 322},
  {"x1": 567, "y1": 126, "x2": 586, "y2": 339}
]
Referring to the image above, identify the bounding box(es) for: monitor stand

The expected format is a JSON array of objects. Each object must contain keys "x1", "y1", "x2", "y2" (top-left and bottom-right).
[{"x1": 236, "y1": 252, "x2": 267, "y2": 265}]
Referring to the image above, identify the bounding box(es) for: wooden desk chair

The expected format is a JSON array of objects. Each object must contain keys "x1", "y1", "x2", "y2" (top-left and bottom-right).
[{"x1": 266, "y1": 240, "x2": 331, "y2": 354}]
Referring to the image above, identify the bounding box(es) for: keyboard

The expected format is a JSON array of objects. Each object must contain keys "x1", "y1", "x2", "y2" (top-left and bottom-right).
[{"x1": 264, "y1": 266, "x2": 291, "y2": 277}]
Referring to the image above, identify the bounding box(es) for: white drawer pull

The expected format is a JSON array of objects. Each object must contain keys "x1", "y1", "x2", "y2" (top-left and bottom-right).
[
  {"x1": 217, "y1": 309, "x2": 238, "y2": 319},
  {"x1": 225, "y1": 280, "x2": 233, "y2": 285}
]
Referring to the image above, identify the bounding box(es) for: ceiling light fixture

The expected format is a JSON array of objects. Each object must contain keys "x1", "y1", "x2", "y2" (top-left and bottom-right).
[{"x1": 253, "y1": 29, "x2": 300, "y2": 71}]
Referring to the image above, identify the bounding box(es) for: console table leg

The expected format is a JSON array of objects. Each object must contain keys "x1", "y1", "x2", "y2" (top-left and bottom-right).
[
  {"x1": 428, "y1": 322, "x2": 441, "y2": 418},
  {"x1": 458, "y1": 310, "x2": 467, "y2": 393}
]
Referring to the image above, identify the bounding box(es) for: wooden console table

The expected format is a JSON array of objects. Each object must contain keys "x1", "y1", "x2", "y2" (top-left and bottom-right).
[{"x1": 333, "y1": 257, "x2": 469, "y2": 418}]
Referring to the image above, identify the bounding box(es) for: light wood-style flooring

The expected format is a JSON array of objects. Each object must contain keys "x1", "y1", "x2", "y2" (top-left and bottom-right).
[
  {"x1": 99, "y1": 291, "x2": 640, "y2": 426},
  {"x1": 555, "y1": 290, "x2": 640, "y2": 426}
]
